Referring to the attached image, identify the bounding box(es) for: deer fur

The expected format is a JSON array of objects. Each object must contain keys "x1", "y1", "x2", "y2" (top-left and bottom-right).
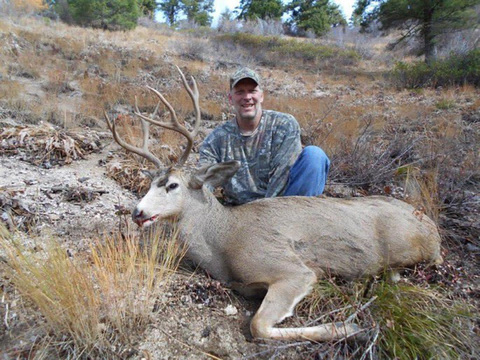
[
  {"x1": 132, "y1": 161, "x2": 443, "y2": 341},
  {"x1": 107, "y1": 67, "x2": 442, "y2": 342}
]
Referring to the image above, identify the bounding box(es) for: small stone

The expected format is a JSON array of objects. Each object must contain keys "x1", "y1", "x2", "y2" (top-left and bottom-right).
[
  {"x1": 466, "y1": 243, "x2": 480, "y2": 252},
  {"x1": 224, "y1": 305, "x2": 238, "y2": 316}
]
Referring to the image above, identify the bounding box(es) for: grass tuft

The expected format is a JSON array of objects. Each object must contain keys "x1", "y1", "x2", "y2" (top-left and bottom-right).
[
  {"x1": 215, "y1": 33, "x2": 359, "y2": 69},
  {"x1": 373, "y1": 282, "x2": 473, "y2": 360},
  {"x1": 0, "y1": 223, "x2": 185, "y2": 357},
  {"x1": 294, "y1": 278, "x2": 476, "y2": 359}
]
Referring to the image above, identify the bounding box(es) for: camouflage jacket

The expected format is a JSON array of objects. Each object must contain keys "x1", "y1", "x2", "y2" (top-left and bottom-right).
[{"x1": 199, "y1": 110, "x2": 302, "y2": 205}]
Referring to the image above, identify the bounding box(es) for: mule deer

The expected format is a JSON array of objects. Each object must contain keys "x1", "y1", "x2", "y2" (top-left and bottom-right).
[{"x1": 105, "y1": 67, "x2": 443, "y2": 342}]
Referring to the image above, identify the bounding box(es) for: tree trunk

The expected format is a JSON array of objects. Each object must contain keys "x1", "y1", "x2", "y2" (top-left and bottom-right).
[{"x1": 423, "y1": 5, "x2": 436, "y2": 64}]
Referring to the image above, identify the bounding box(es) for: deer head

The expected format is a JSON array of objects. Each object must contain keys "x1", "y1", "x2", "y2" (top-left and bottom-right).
[
  {"x1": 105, "y1": 66, "x2": 239, "y2": 227},
  {"x1": 132, "y1": 161, "x2": 240, "y2": 226}
]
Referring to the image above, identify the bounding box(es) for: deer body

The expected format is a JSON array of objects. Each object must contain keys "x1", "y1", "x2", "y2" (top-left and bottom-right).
[
  {"x1": 177, "y1": 186, "x2": 441, "y2": 283},
  {"x1": 106, "y1": 67, "x2": 442, "y2": 342},
  {"x1": 133, "y1": 165, "x2": 442, "y2": 341}
]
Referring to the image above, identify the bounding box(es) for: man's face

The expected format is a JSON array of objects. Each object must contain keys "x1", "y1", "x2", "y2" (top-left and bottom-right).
[{"x1": 229, "y1": 78, "x2": 264, "y2": 122}]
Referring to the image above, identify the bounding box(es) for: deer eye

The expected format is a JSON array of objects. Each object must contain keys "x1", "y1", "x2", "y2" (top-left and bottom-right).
[{"x1": 166, "y1": 183, "x2": 178, "y2": 192}]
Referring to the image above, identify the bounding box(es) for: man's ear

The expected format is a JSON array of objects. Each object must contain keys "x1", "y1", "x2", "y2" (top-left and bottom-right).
[{"x1": 189, "y1": 161, "x2": 241, "y2": 189}]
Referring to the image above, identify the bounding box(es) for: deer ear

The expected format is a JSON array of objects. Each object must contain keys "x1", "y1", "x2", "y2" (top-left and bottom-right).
[
  {"x1": 190, "y1": 161, "x2": 240, "y2": 189},
  {"x1": 141, "y1": 169, "x2": 156, "y2": 179}
]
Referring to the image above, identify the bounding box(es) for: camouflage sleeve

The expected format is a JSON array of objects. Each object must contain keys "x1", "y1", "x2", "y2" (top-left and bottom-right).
[
  {"x1": 265, "y1": 115, "x2": 302, "y2": 197},
  {"x1": 198, "y1": 129, "x2": 222, "y2": 165}
]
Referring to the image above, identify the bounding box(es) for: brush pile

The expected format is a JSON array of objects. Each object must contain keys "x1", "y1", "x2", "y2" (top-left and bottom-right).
[{"x1": 0, "y1": 124, "x2": 102, "y2": 168}]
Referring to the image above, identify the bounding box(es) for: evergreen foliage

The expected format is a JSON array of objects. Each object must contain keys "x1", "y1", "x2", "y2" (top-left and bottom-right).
[
  {"x1": 158, "y1": 0, "x2": 215, "y2": 26},
  {"x1": 181, "y1": 0, "x2": 214, "y2": 26},
  {"x1": 158, "y1": 0, "x2": 182, "y2": 26},
  {"x1": 391, "y1": 49, "x2": 480, "y2": 88},
  {"x1": 354, "y1": 0, "x2": 480, "y2": 62},
  {"x1": 236, "y1": 0, "x2": 284, "y2": 20},
  {"x1": 286, "y1": 0, "x2": 346, "y2": 36},
  {"x1": 138, "y1": 0, "x2": 156, "y2": 18},
  {"x1": 52, "y1": 0, "x2": 140, "y2": 30}
]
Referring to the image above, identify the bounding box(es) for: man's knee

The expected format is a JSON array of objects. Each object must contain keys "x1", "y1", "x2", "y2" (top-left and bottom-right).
[
  {"x1": 302, "y1": 146, "x2": 330, "y2": 167},
  {"x1": 285, "y1": 146, "x2": 330, "y2": 197}
]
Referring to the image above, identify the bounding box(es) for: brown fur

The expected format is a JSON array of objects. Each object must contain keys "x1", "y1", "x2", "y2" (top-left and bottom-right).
[{"x1": 132, "y1": 162, "x2": 442, "y2": 342}]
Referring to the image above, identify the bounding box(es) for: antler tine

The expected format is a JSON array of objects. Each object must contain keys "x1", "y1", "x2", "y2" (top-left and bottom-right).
[
  {"x1": 175, "y1": 65, "x2": 201, "y2": 137},
  {"x1": 133, "y1": 67, "x2": 202, "y2": 167},
  {"x1": 134, "y1": 88, "x2": 194, "y2": 167},
  {"x1": 104, "y1": 110, "x2": 163, "y2": 169}
]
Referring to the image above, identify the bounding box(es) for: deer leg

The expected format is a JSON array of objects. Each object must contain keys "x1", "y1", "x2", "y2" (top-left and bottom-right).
[{"x1": 250, "y1": 273, "x2": 360, "y2": 341}]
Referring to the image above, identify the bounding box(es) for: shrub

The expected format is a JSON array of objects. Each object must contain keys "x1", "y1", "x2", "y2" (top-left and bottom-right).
[
  {"x1": 391, "y1": 49, "x2": 480, "y2": 88},
  {"x1": 435, "y1": 98, "x2": 456, "y2": 110},
  {"x1": 215, "y1": 33, "x2": 359, "y2": 68},
  {"x1": 390, "y1": 61, "x2": 432, "y2": 89},
  {"x1": 217, "y1": 18, "x2": 285, "y2": 37},
  {"x1": 53, "y1": 0, "x2": 140, "y2": 31}
]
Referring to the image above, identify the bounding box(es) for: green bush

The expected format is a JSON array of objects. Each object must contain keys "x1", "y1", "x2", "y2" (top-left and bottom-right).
[
  {"x1": 215, "y1": 33, "x2": 359, "y2": 68},
  {"x1": 53, "y1": 0, "x2": 140, "y2": 31},
  {"x1": 391, "y1": 49, "x2": 480, "y2": 88}
]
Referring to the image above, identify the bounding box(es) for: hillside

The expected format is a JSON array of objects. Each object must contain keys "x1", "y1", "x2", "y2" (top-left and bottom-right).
[{"x1": 0, "y1": 13, "x2": 479, "y2": 359}]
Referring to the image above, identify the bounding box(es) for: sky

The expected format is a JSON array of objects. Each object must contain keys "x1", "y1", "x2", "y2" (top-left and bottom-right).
[{"x1": 212, "y1": 0, "x2": 356, "y2": 25}]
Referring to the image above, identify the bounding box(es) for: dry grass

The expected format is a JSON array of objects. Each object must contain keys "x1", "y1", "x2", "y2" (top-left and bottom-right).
[
  {"x1": 282, "y1": 276, "x2": 477, "y2": 360},
  {"x1": 0, "y1": 79, "x2": 24, "y2": 100},
  {"x1": 0, "y1": 222, "x2": 185, "y2": 358}
]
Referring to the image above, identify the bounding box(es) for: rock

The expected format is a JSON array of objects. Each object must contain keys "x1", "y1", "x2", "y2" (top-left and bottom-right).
[
  {"x1": 223, "y1": 304, "x2": 238, "y2": 316},
  {"x1": 466, "y1": 243, "x2": 480, "y2": 252}
]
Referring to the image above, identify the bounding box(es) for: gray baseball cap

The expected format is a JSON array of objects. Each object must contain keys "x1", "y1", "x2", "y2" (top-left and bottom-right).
[{"x1": 230, "y1": 68, "x2": 261, "y2": 90}]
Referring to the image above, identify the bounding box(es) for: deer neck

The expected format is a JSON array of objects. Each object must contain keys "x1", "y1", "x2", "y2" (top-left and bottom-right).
[
  {"x1": 179, "y1": 186, "x2": 229, "y2": 235},
  {"x1": 174, "y1": 187, "x2": 232, "y2": 280}
]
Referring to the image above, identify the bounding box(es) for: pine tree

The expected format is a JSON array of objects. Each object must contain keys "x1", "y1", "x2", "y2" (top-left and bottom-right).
[
  {"x1": 354, "y1": 0, "x2": 480, "y2": 62},
  {"x1": 181, "y1": 0, "x2": 214, "y2": 26},
  {"x1": 158, "y1": 0, "x2": 182, "y2": 26},
  {"x1": 52, "y1": 0, "x2": 140, "y2": 30},
  {"x1": 236, "y1": 0, "x2": 284, "y2": 20},
  {"x1": 286, "y1": 0, "x2": 345, "y2": 36},
  {"x1": 138, "y1": 0, "x2": 157, "y2": 18}
]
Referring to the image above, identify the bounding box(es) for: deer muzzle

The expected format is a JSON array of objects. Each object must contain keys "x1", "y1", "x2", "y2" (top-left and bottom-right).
[{"x1": 132, "y1": 208, "x2": 158, "y2": 227}]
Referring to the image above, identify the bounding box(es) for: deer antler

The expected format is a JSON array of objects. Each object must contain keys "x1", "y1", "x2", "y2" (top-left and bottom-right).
[
  {"x1": 105, "y1": 66, "x2": 201, "y2": 168},
  {"x1": 134, "y1": 66, "x2": 201, "y2": 166},
  {"x1": 104, "y1": 111, "x2": 163, "y2": 168}
]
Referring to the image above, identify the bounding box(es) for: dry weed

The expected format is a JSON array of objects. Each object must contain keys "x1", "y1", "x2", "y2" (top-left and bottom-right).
[
  {"x1": 0, "y1": 189, "x2": 38, "y2": 232},
  {"x1": 0, "y1": 223, "x2": 185, "y2": 358},
  {"x1": 0, "y1": 79, "x2": 24, "y2": 100},
  {"x1": 173, "y1": 36, "x2": 212, "y2": 61}
]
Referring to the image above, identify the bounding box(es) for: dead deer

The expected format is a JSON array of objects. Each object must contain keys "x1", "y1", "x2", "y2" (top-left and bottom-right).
[{"x1": 105, "y1": 67, "x2": 443, "y2": 342}]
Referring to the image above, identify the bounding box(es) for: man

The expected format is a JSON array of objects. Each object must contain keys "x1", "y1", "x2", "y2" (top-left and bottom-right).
[{"x1": 199, "y1": 67, "x2": 330, "y2": 205}]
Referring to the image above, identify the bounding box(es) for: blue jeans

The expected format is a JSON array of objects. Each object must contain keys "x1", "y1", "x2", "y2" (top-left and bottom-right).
[{"x1": 283, "y1": 146, "x2": 330, "y2": 196}]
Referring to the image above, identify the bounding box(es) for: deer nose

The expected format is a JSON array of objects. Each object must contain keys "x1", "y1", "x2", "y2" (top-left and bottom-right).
[{"x1": 132, "y1": 208, "x2": 144, "y2": 224}]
